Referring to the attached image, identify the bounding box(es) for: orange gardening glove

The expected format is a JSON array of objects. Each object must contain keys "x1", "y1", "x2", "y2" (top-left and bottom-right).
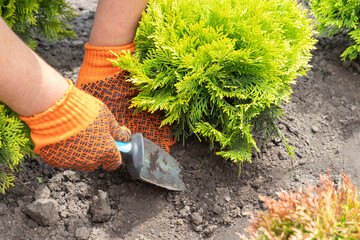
[
  {"x1": 76, "y1": 42, "x2": 176, "y2": 153},
  {"x1": 20, "y1": 79, "x2": 131, "y2": 171}
]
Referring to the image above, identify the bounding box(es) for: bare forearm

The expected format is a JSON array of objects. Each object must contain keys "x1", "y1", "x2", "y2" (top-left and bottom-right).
[
  {"x1": 0, "y1": 18, "x2": 68, "y2": 117},
  {"x1": 89, "y1": 0, "x2": 149, "y2": 46}
]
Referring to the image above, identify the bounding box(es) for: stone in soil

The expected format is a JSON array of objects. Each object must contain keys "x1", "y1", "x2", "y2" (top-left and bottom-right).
[
  {"x1": 34, "y1": 185, "x2": 51, "y2": 200},
  {"x1": 89, "y1": 190, "x2": 112, "y2": 222},
  {"x1": 22, "y1": 198, "x2": 59, "y2": 226}
]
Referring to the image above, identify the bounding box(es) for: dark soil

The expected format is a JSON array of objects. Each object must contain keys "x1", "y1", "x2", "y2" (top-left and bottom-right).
[{"x1": 1, "y1": 1, "x2": 360, "y2": 239}]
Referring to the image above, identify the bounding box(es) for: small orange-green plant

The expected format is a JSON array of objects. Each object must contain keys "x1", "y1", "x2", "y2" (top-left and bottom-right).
[{"x1": 244, "y1": 170, "x2": 360, "y2": 239}]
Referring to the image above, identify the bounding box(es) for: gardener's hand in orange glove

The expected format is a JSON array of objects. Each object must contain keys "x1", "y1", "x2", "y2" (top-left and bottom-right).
[
  {"x1": 20, "y1": 79, "x2": 131, "y2": 171},
  {"x1": 76, "y1": 43, "x2": 176, "y2": 153}
]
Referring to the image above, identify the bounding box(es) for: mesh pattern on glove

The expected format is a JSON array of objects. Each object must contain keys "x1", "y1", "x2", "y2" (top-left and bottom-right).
[
  {"x1": 39, "y1": 104, "x2": 131, "y2": 171},
  {"x1": 79, "y1": 73, "x2": 175, "y2": 153},
  {"x1": 21, "y1": 79, "x2": 131, "y2": 171}
]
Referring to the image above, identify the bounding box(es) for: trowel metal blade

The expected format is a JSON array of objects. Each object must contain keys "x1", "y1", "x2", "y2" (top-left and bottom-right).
[{"x1": 139, "y1": 137, "x2": 186, "y2": 191}]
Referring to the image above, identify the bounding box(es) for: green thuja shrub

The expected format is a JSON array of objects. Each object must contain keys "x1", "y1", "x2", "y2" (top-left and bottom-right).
[
  {"x1": 0, "y1": 0, "x2": 77, "y2": 49},
  {"x1": 244, "y1": 171, "x2": 360, "y2": 239},
  {"x1": 310, "y1": 0, "x2": 360, "y2": 60},
  {"x1": 114, "y1": 0, "x2": 316, "y2": 172},
  {"x1": 0, "y1": 104, "x2": 34, "y2": 194}
]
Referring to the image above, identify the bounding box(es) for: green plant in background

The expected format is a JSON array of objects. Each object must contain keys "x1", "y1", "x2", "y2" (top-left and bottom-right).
[
  {"x1": 0, "y1": 0, "x2": 77, "y2": 193},
  {"x1": 0, "y1": 0, "x2": 77, "y2": 49},
  {"x1": 114, "y1": 0, "x2": 316, "y2": 172},
  {"x1": 0, "y1": 104, "x2": 34, "y2": 194},
  {"x1": 244, "y1": 171, "x2": 360, "y2": 239},
  {"x1": 310, "y1": 0, "x2": 360, "y2": 61}
]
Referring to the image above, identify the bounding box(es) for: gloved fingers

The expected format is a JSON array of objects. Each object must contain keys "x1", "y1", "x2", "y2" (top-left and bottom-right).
[
  {"x1": 101, "y1": 143, "x2": 122, "y2": 171},
  {"x1": 109, "y1": 116, "x2": 131, "y2": 143},
  {"x1": 39, "y1": 126, "x2": 124, "y2": 172},
  {"x1": 35, "y1": 105, "x2": 126, "y2": 172},
  {"x1": 39, "y1": 139, "x2": 101, "y2": 172}
]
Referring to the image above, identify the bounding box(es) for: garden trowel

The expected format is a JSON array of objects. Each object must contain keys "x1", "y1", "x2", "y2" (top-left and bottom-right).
[{"x1": 116, "y1": 133, "x2": 186, "y2": 191}]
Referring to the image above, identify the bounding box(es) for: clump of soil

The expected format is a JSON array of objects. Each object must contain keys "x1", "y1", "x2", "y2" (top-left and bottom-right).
[{"x1": 1, "y1": 1, "x2": 359, "y2": 239}]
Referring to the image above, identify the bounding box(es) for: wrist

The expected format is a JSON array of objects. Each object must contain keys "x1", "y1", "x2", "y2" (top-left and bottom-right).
[
  {"x1": 20, "y1": 79, "x2": 102, "y2": 153},
  {"x1": 77, "y1": 42, "x2": 135, "y2": 86}
]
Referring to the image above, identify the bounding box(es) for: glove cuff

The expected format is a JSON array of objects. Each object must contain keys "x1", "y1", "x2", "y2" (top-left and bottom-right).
[
  {"x1": 77, "y1": 42, "x2": 135, "y2": 86},
  {"x1": 20, "y1": 79, "x2": 102, "y2": 153}
]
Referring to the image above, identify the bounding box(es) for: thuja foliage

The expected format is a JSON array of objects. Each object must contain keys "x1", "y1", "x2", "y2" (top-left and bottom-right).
[
  {"x1": 0, "y1": 0, "x2": 77, "y2": 49},
  {"x1": 0, "y1": 104, "x2": 34, "y2": 194},
  {"x1": 245, "y1": 171, "x2": 360, "y2": 239},
  {"x1": 114, "y1": 0, "x2": 316, "y2": 170},
  {"x1": 310, "y1": 0, "x2": 360, "y2": 60}
]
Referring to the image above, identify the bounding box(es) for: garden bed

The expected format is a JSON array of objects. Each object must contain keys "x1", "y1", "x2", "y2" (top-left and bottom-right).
[{"x1": 0, "y1": 1, "x2": 359, "y2": 239}]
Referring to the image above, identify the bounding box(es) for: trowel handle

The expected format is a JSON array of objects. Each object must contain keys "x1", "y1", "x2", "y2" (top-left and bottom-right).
[
  {"x1": 115, "y1": 133, "x2": 145, "y2": 180},
  {"x1": 115, "y1": 141, "x2": 132, "y2": 153}
]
